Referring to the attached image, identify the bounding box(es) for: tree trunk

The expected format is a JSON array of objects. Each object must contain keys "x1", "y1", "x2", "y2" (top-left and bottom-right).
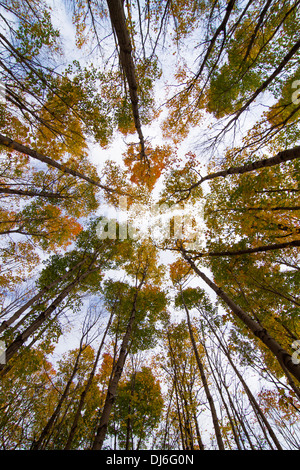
[
  {"x1": 0, "y1": 258, "x2": 86, "y2": 335},
  {"x1": 0, "y1": 257, "x2": 100, "y2": 374},
  {"x1": 180, "y1": 287, "x2": 225, "y2": 450},
  {"x1": 192, "y1": 410, "x2": 205, "y2": 451},
  {"x1": 106, "y1": 0, "x2": 146, "y2": 160},
  {"x1": 125, "y1": 372, "x2": 136, "y2": 450},
  {"x1": 0, "y1": 134, "x2": 118, "y2": 195},
  {"x1": 64, "y1": 310, "x2": 114, "y2": 450},
  {"x1": 31, "y1": 343, "x2": 85, "y2": 450},
  {"x1": 202, "y1": 309, "x2": 285, "y2": 449},
  {"x1": 91, "y1": 277, "x2": 145, "y2": 450},
  {"x1": 181, "y1": 248, "x2": 300, "y2": 383},
  {"x1": 205, "y1": 351, "x2": 243, "y2": 450}
]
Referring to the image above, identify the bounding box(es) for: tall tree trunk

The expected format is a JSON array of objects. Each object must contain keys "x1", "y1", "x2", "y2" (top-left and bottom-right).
[
  {"x1": 91, "y1": 276, "x2": 146, "y2": 450},
  {"x1": 205, "y1": 351, "x2": 243, "y2": 450},
  {"x1": 180, "y1": 248, "x2": 300, "y2": 383},
  {"x1": 203, "y1": 311, "x2": 284, "y2": 449},
  {"x1": 64, "y1": 310, "x2": 114, "y2": 450},
  {"x1": 162, "y1": 382, "x2": 175, "y2": 449},
  {"x1": 0, "y1": 258, "x2": 86, "y2": 335},
  {"x1": 0, "y1": 134, "x2": 119, "y2": 195},
  {"x1": 31, "y1": 342, "x2": 86, "y2": 450},
  {"x1": 106, "y1": 0, "x2": 146, "y2": 161},
  {"x1": 0, "y1": 256, "x2": 100, "y2": 375},
  {"x1": 192, "y1": 410, "x2": 205, "y2": 451},
  {"x1": 179, "y1": 146, "x2": 300, "y2": 197},
  {"x1": 172, "y1": 374, "x2": 186, "y2": 450},
  {"x1": 125, "y1": 372, "x2": 136, "y2": 450},
  {"x1": 179, "y1": 287, "x2": 225, "y2": 450}
]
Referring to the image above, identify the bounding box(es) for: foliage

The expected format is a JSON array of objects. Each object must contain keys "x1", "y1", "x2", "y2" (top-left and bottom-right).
[{"x1": 0, "y1": 0, "x2": 299, "y2": 451}]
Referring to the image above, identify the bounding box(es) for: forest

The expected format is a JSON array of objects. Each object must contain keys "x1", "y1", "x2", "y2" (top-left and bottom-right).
[{"x1": 0, "y1": 0, "x2": 299, "y2": 451}]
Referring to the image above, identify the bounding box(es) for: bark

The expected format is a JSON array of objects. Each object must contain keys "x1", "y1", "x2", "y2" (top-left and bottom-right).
[
  {"x1": 180, "y1": 248, "x2": 300, "y2": 383},
  {"x1": 106, "y1": 0, "x2": 146, "y2": 160}
]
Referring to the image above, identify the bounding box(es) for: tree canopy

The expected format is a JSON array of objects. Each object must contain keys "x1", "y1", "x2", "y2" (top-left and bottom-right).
[{"x1": 0, "y1": 0, "x2": 299, "y2": 451}]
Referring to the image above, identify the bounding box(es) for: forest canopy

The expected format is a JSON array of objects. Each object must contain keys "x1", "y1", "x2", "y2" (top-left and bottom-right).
[{"x1": 0, "y1": 0, "x2": 299, "y2": 451}]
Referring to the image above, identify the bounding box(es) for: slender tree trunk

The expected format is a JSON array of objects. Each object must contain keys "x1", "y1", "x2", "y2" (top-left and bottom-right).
[
  {"x1": 173, "y1": 375, "x2": 186, "y2": 450},
  {"x1": 203, "y1": 314, "x2": 284, "y2": 450},
  {"x1": 136, "y1": 415, "x2": 146, "y2": 450},
  {"x1": 125, "y1": 372, "x2": 136, "y2": 450},
  {"x1": 180, "y1": 381, "x2": 195, "y2": 450},
  {"x1": 0, "y1": 134, "x2": 119, "y2": 195},
  {"x1": 105, "y1": 0, "x2": 146, "y2": 160},
  {"x1": 0, "y1": 258, "x2": 86, "y2": 335},
  {"x1": 228, "y1": 384, "x2": 257, "y2": 449},
  {"x1": 64, "y1": 310, "x2": 114, "y2": 450},
  {"x1": 192, "y1": 410, "x2": 205, "y2": 450},
  {"x1": 0, "y1": 257, "x2": 100, "y2": 374},
  {"x1": 179, "y1": 287, "x2": 225, "y2": 450},
  {"x1": 31, "y1": 343, "x2": 86, "y2": 450},
  {"x1": 91, "y1": 276, "x2": 146, "y2": 450},
  {"x1": 162, "y1": 383, "x2": 175, "y2": 450},
  {"x1": 166, "y1": 330, "x2": 194, "y2": 450},
  {"x1": 180, "y1": 248, "x2": 300, "y2": 383},
  {"x1": 206, "y1": 352, "x2": 242, "y2": 450}
]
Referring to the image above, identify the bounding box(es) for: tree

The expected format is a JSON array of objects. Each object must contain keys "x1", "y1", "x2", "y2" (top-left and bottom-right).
[
  {"x1": 109, "y1": 365, "x2": 164, "y2": 450},
  {"x1": 0, "y1": 0, "x2": 299, "y2": 452},
  {"x1": 0, "y1": 217, "x2": 132, "y2": 375},
  {"x1": 92, "y1": 242, "x2": 167, "y2": 449}
]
